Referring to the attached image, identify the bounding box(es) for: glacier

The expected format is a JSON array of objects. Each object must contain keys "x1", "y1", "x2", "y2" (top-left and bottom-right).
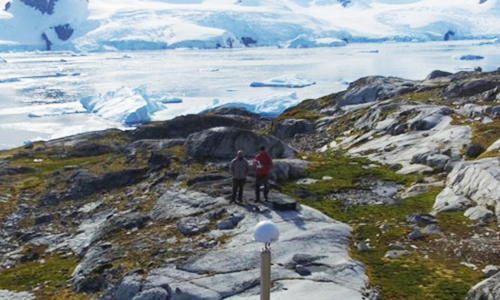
[{"x1": 1, "y1": 0, "x2": 500, "y2": 52}]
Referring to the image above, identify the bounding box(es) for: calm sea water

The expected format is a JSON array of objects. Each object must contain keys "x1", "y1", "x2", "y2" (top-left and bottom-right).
[{"x1": 1, "y1": 40, "x2": 499, "y2": 150}]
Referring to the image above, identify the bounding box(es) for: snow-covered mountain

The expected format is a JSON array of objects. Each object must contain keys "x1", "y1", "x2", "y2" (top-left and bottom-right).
[{"x1": 0, "y1": 0, "x2": 500, "y2": 51}]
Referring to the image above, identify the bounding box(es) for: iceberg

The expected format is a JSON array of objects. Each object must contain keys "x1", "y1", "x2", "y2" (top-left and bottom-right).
[
  {"x1": 80, "y1": 86, "x2": 165, "y2": 125},
  {"x1": 455, "y1": 54, "x2": 484, "y2": 60},
  {"x1": 251, "y1": 74, "x2": 316, "y2": 88},
  {"x1": 204, "y1": 92, "x2": 302, "y2": 117}
]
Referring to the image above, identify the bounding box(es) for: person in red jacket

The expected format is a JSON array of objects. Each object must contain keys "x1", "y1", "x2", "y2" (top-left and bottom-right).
[{"x1": 253, "y1": 145, "x2": 273, "y2": 202}]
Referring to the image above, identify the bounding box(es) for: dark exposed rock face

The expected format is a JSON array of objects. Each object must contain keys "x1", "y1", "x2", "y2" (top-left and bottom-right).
[
  {"x1": 426, "y1": 70, "x2": 453, "y2": 80},
  {"x1": 271, "y1": 119, "x2": 315, "y2": 139},
  {"x1": 445, "y1": 78, "x2": 500, "y2": 97},
  {"x1": 54, "y1": 24, "x2": 74, "y2": 41},
  {"x1": 131, "y1": 115, "x2": 253, "y2": 141},
  {"x1": 184, "y1": 127, "x2": 295, "y2": 160},
  {"x1": 465, "y1": 143, "x2": 485, "y2": 158},
  {"x1": 203, "y1": 107, "x2": 261, "y2": 119},
  {"x1": 20, "y1": 0, "x2": 58, "y2": 14}
]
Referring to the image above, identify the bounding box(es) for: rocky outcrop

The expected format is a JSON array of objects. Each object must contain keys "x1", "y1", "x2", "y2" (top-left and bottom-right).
[
  {"x1": 269, "y1": 159, "x2": 310, "y2": 181},
  {"x1": 435, "y1": 158, "x2": 500, "y2": 218},
  {"x1": 466, "y1": 271, "x2": 500, "y2": 300},
  {"x1": 271, "y1": 119, "x2": 315, "y2": 139},
  {"x1": 40, "y1": 168, "x2": 149, "y2": 205},
  {"x1": 337, "y1": 76, "x2": 418, "y2": 107},
  {"x1": 131, "y1": 115, "x2": 253, "y2": 141},
  {"x1": 184, "y1": 127, "x2": 296, "y2": 161}
]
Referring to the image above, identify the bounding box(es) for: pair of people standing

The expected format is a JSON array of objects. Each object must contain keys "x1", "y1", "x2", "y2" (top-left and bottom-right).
[{"x1": 230, "y1": 146, "x2": 273, "y2": 203}]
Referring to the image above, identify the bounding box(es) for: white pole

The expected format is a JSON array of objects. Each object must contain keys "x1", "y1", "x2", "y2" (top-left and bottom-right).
[{"x1": 260, "y1": 247, "x2": 271, "y2": 300}]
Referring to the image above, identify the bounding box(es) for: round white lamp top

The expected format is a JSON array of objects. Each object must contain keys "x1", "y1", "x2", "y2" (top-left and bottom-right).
[{"x1": 254, "y1": 220, "x2": 279, "y2": 244}]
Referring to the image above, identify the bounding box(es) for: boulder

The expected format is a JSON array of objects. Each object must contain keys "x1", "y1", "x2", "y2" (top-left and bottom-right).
[
  {"x1": 464, "y1": 206, "x2": 494, "y2": 221},
  {"x1": 408, "y1": 227, "x2": 424, "y2": 240},
  {"x1": 465, "y1": 143, "x2": 485, "y2": 158},
  {"x1": 426, "y1": 154, "x2": 450, "y2": 170},
  {"x1": 271, "y1": 119, "x2": 314, "y2": 139},
  {"x1": 114, "y1": 273, "x2": 143, "y2": 300},
  {"x1": 132, "y1": 287, "x2": 169, "y2": 300},
  {"x1": 446, "y1": 79, "x2": 499, "y2": 98},
  {"x1": 433, "y1": 187, "x2": 471, "y2": 214},
  {"x1": 131, "y1": 115, "x2": 252, "y2": 141},
  {"x1": 72, "y1": 245, "x2": 114, "y2": 293},
  {"x1": 425, "y1": 70, "x2": 453, "y2": 80},
  {"x1": 184, "y1": 127, "x2": 295, "y2": 161},
  {"x1": 466, "y1": 271, "x2": 500, "y2": 300},
  {"x1": 338, "y1": 76, "x2": 417, "y2": 107},
  {"x1": 216, "y1": 214, "x2": 244, "y2": 230},
  {"x1": 177, "y1": 217, "x2": 209, "y2": 236},
  {"x1": 269, "y1": 159, "x2": 309, "y2": 182},
  {"x1": 442, "y1": 159, "x2": 500, "y2": 217},
  {"x1": 421, "y1": 224, "x2": 442, "y2": 236}
]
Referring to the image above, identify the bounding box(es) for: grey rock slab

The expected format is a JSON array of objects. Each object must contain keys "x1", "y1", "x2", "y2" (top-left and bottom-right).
[
  {"x1": 401, "y1": 181, "x2": 444, "y2": 199},
  {"x1": 269, "y1": 159, "x2": 309, "y2": 182},
  {"x1": 444, "y1": 158, "x2": 500, "y2": 210},
  {"x1": 177, "y1": 217, "x2": 209, "y2": 235},
  {"x1": 0, "y1": 290, "x2": 35, "y2": 300},
  {"x1": 115, "y1": 273, "x2": 143, "y2": 300},
  {"x1": 337, "y1": 105, "x2": 471, "y2": 171},
  {"x1": 426, "y1": 154, "x2": 450, "y2": 169},
  {"x1": 466, "y1": 271, "x2": 500, "y2": 300},
  {"x1": 131, "y1": 287, "x2": 169, "y2": 300},
  {"x1": 433, "y1": 187, "x2": 471, "y2": 214},
  {"x1": 152, "y1": 189, "x2": 226, "y2": 221},
  {"x1": 184, "y1": 127, "x2": 295, "y2": 161},
  {"x1": 225, "y1": 279, "x2": 365, "y2": 300},
  {"x1": 170, "y1": 282, "x2": 222, "y2": 300},
  {"x1": 464, "y1": 206, "x2": 494, "y2": 221}
]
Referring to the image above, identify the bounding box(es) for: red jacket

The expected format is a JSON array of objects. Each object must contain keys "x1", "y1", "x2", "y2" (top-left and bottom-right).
[{"x1": 253, "y1": 152, "x2": 273, "y2": 176}]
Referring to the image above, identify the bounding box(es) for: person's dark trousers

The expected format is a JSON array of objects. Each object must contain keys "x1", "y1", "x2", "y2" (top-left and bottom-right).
[
  {"x1": 255, "y1": 174, "x2": 269, "y2": 202},
  {"x1": 232, "y1": 178, "x2": 246, "y2": 202}
]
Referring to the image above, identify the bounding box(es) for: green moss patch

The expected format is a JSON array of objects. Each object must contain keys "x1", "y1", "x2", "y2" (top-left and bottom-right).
[{"x1": 0, "y1": 256, "x2": 78, "y2": 296}]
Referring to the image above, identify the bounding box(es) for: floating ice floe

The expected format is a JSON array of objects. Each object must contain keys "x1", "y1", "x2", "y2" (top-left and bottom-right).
[
  {"x1": 204, "y1": 92, "x2": 302, "y2": 117},
  {"x1": 80, "y1": 86, "x2": 165, "y2": 125},
  {"x1": 28, "y1": 102, "x2": 86, "y2": 118},
  {"x1": 455, "y1": 54, "x2": 484, "y2": 60},
  {"x1": 199, "y1": 67, "x2": 219, "y2": 72},
  {"x1": 251, "y1": 74, "x2": 315, "y2": 88}
]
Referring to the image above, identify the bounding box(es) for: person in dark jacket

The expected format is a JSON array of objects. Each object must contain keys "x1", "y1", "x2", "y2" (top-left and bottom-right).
[
  {"x1": 253, "y1": 145, "x2": 273, "y2": 202},
  {"x1": 230, "y1": 150, "x2": 249, "y2": 203}
]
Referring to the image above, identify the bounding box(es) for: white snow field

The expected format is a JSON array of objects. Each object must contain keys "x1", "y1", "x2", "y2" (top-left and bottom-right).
[{"x1": 0, "y1": 0, "x2": 500, "y2": 51}]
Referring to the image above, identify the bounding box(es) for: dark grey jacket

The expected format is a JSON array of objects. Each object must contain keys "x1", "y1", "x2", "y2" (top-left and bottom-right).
[{"x1": 231, "y1": 157, "x2": 249, "y2": 180}]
